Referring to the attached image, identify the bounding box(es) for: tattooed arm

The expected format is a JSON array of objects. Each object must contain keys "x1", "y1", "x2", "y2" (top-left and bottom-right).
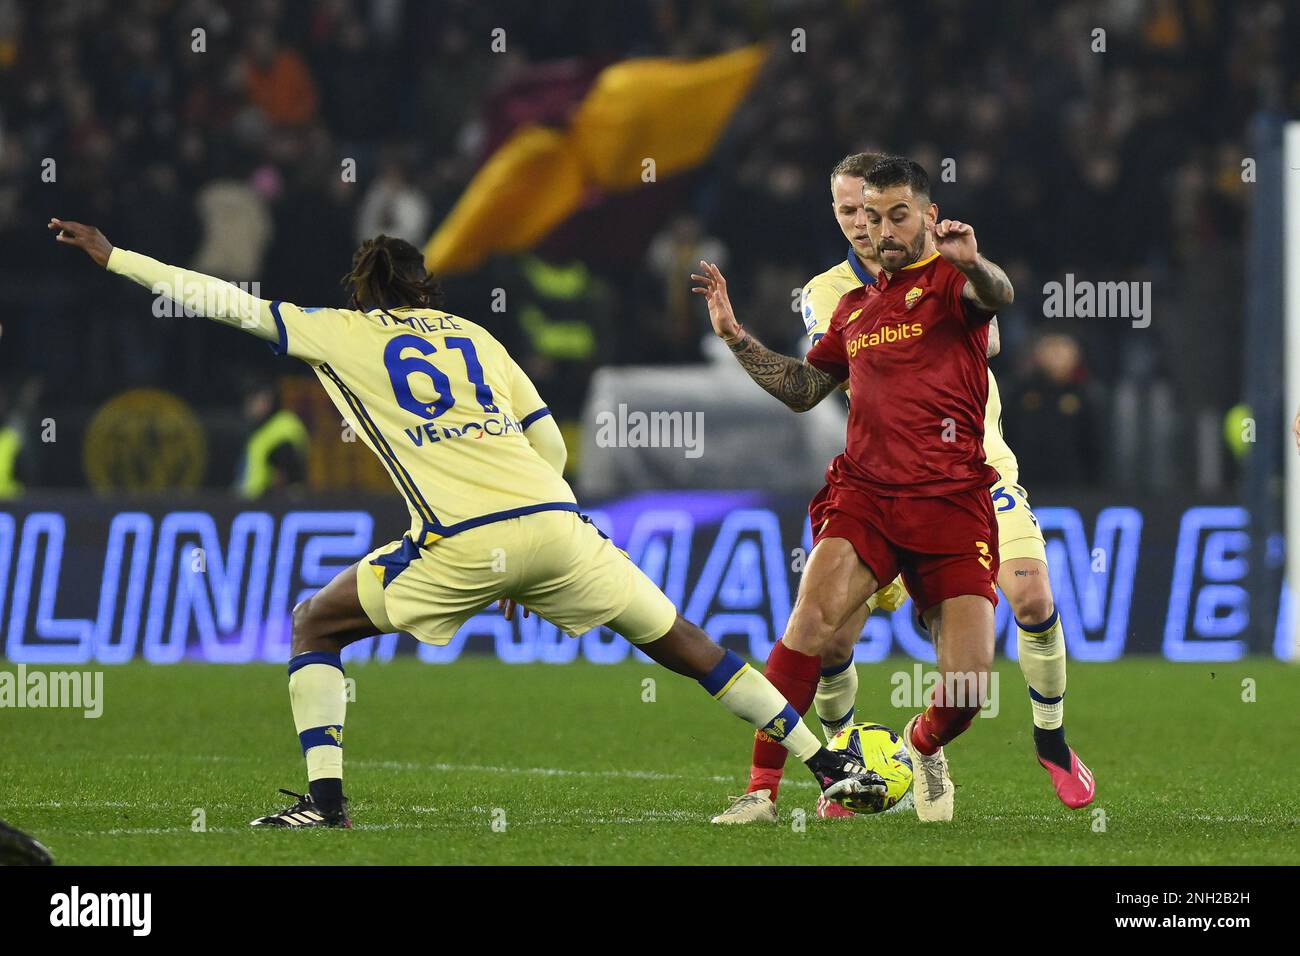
[
  {"x1": 932, "y1": 218, "x2": 1015, "y2": 312},
  {"x1": 726, "y1": 330, "x2": 842, "y2": 412},
  {"x1": 691, "y1": 260, "x2": 842, "y2": 412},
  {"x1": 959, "y1": 254, "x2": 1015, "y2": 312}
]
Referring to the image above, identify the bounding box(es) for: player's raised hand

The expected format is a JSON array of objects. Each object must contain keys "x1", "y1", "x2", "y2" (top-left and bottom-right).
[
  {"x1": 690, "y1": 260, "x2": 744, "y2": 344},
  {"x1": 1292, "y1": 404, "x2": 1300, "y2": 455},
  {"x1": 933, "y1": 219, "x2": 979, "y2": 270},
  {"x1": 48, "y1": 218, "x2": 113, "y2": 268}
]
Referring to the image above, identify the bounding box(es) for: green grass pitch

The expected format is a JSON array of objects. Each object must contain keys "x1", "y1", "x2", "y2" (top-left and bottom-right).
[{"x1": 2, "y1": 657, "x2": 1297, "y2": 865}]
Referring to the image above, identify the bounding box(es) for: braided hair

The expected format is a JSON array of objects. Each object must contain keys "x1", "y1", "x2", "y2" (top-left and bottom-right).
[{"x1": 341, "y1": 235, "x2": 443, "y2": 311}]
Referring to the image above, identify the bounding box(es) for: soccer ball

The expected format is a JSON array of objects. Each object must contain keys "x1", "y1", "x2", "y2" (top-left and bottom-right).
[{"x1": 827, "y1": 722, "x2": 914, "y2": 814}]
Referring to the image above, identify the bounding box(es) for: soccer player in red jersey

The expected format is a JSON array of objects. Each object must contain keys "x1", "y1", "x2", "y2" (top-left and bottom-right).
[
  {"x1": 707, "y1": 153, "x2": 1094, "y2": 823},
  {"x1": 693, "y1": 156, "x2": 1013, "y2": 821}
]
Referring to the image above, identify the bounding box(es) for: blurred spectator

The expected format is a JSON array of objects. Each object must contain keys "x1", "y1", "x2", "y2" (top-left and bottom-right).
[
  {"x1": 506, "y1": 252, "x2": 612, "y2": 470},
  {"x1": 355, "y1": 158, "x2": 430, "y2": 247},
  {"x1": 0, "y1": 0, "x2": 1284, "y2": 491},
  {"x1": 243, "y1": 26, "x2": 318, "y2": 127},
  {"x1": 1006, "y1": 334, "x2": 1103, "y2": 488},
  {"x1": 192, "y1": 174, "x2": 272, "y2": 280},
  {"x1": 0, "y1": 374, "x2": 40, "y2": 499},
  {"x1": 235, "y1": 378, "x2": 309, "y2": 499},
  {"x1": 646, "y1": 214, "x2": 727, "y2": 361}
]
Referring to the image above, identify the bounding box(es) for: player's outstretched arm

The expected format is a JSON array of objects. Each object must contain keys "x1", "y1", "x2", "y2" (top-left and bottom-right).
[
  {"x1": 691, "y1": 261, "x2": 840, "y2": 412},
  {"x1": 49, "y1": 218, "x2": 279, "y2": 344},
  {"x1": 932, "y1": 219, "x2": 1014, "y2": 312}
]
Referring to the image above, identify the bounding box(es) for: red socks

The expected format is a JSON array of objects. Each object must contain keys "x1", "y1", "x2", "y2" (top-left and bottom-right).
[
  {"x1": 746, "y1": 641, "x2": 821, "y2": 799},
  {"x1": 910, "y1": 680, "x2": 982, "y2": 756}
]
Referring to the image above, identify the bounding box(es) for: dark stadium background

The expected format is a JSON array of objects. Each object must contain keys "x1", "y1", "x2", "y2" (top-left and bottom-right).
[{"x1": 0, "y1": 0, "x2": 1294, "y2": 658}]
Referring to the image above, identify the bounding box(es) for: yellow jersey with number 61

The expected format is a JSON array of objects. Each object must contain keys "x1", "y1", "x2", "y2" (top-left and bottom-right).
[
  {"x1": 106, "y1": 245, "x2": 577, "y2": 547},
  {"x1": 267, "y1": 301, "x2": 577, "y2": 545}
]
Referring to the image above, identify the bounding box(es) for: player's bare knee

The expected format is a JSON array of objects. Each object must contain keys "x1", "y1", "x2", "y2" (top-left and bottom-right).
[
  {"x1": 824, "y1": 628, "x2": 858, "y2": 666},
  {"x1": 290, "y1": 598, "x2": 325, "y2": 655},
  {"x1": 291, "y1": 597, "x2": 312, "y2": 634},
  {"x1": 1011, "y1": 588, "x2": 1054, "y2": 627},
  {"x1": 1002, "y1": 562, "x2": 1054, "y2": 625}
]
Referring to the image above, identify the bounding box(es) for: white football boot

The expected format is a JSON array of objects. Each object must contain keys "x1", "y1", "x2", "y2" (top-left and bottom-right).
[
  {"x1": 902, "y1": 715, "x2": 954, "y2": 822},
  {"x1": 710, "y1": 789, "x2": 778, "y2": 824}
]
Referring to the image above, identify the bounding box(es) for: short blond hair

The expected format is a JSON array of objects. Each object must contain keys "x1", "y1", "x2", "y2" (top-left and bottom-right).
[{"x1": 829, "y1": 152, "x2": 882, "y2": 190}]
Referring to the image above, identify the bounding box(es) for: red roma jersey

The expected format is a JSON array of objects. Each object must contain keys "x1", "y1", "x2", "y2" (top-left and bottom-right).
[{"x1": 805, "y1": 252, "x2": 1000, "y2": 496}]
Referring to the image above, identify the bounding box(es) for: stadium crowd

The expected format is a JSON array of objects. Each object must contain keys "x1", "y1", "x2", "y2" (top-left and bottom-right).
[{"x1": 0, "y1": 0, "x2": 1288, "y2": 494}]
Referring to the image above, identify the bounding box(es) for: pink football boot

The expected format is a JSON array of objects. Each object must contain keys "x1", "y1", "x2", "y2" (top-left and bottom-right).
[{"x1": 1038, "y1": 748, "x2": 1096, "y2": 809}]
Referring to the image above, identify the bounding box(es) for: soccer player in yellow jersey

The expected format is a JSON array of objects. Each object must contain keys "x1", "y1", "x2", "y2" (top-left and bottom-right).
[
  {"x1": 710, "y1": 153, "x2": 1094, "y2": 824},
  {"x1": 51, "y1": 218, "x2": 890, "y2": 827}
]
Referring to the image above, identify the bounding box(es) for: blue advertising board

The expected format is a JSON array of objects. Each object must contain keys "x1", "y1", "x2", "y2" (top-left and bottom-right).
[{"x1": 0, "y1": 492, "x2": 1290, "y2": 663}]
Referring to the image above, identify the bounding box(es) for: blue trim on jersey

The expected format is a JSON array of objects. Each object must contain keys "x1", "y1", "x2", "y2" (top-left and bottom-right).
[
  {"x1": 821, "y1": 657, "x2": 854, "y2": 677},
  {"x1": 846, "y1": 247, "x2": 876, "y2": 286},
  {"x1": 420, "y1": 501, "x2": 580, "y2": 541},
  {"x1": 1028, "y1": 686, "x2": 1064, "y2": 705},
  {"x1": 762, "y1": 703, "x2": 801, "y2": 741},
  {"x1": 520, "y1": 406, "x2": 552, "y2": 430},
  {"x1": 288, "y1": 651, "x2": 344, "y2": 676},
  {"x1": 319, "y1": 363, "x2": 439, "y2": 527},
  {"x1": 1017, "y1": 609, "x2": 1060, "y2": 634},
  {"x1": 371, "y1": 536, "x2": 422, "y2": 587},
  {"x1": 299, "y1": 725, "x2": 344, "y2": 753},
  {"x1": 580, "y1": 513, "x2": 609, "y2": 540},
  {"x1": 699, "y1": 649, "x2": 747, "y2": 697},
  {"x1": 269, "y1": 300, "x2": 289, "y2": 356}
]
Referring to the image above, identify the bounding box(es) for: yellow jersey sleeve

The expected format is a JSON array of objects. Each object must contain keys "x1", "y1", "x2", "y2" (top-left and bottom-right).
[
  {"x1": 983, "y1": 369, "x2": 1019, "y2": 483},
  {"x1": 107, "y1": 247, "x2": 280, "y2": 342},
  {"x1": 500, "y1": 352, "x2": 550, "y2": 425},
  {"x1": 268, "y1": 301, "x2": 360, "y2": 366},
  {"x1": 802, "y1": 275, "x2": 845, "y2": 342},
  {"x1": 106, "y1": 247, "x2": 356, "y2": 368},
  {"x1": 800, "y1": 258, "x2": 864, "y2": 343},
  {"x1": 801, "y1": 259, "x2": 864, "y2": 401}
]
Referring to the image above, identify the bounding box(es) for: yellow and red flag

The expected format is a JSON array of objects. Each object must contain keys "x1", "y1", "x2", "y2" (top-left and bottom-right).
[{"x1": 425, "y1": 44, "x2": 768, "y2": 275}]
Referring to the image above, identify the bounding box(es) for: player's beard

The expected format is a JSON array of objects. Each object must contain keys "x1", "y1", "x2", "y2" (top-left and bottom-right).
[
  {"x1": 873, "y1": 230, "x2": 925, "y2": 274},
  {"x1": 906, "y1": 228, "x2": 927, "y2": 266},
  {"x1": 877, "y1": 229, "x2": 927, "y2": 273}
]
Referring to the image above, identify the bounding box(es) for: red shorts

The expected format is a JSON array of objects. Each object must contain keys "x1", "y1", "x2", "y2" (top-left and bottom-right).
[{"x1": 809, "y1": 482, "x2": 999, "y2": 615}]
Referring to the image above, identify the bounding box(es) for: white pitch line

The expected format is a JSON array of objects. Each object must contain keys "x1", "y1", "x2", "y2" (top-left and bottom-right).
[
  {"x1": 51, "y1": 810, "x2": 712, "y2": 835},
  {"x1": 109, "y1": 752, "x2": 821, "y2": 790},
  {"x1": 56, "y1": 827, "x2": 244, "y2": 836},
  {"x1": 346, "y1": 757, "x2": 821, "y2": 790},
  {"x1": 12, "y1": 800, "x2": 152, "y2": 809},
  {"x1": 1188, "y1": 813, "x2": 1299, "y2": 824}
]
